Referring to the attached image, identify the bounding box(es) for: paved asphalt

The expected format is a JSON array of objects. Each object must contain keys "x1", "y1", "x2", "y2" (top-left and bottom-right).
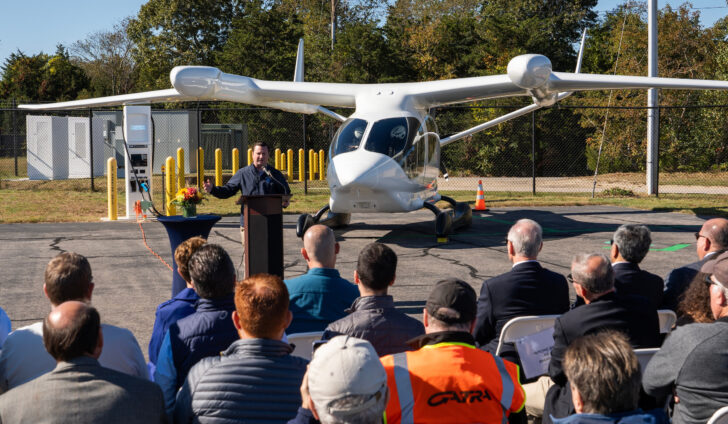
[{"x1": 0, "y1": 206, "x2": 710, "y2": 360}]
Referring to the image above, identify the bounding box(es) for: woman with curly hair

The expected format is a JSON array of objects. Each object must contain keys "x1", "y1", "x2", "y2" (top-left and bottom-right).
[{"x1": 676, "y1": 271, "x2": 716, "y2": 325}]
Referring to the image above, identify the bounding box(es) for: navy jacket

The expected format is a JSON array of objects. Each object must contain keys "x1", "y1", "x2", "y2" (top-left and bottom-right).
[
  {"x1": 612, "y1": 262, "x2": 664, "y2": 310},
  {"x1": 148, "y1": 288, "x2": 199, "y2": 369},
  {"x1": 169, "y1": 294, "x2": 238, "y2": 388},
  {"x1": 175, "y1": 338, "x2": 308, "y2": 424},
  {"x1": 473, "y1": 261, "x2": 570, "y2": 367},
  {"x1": 544, "y1": 292, "x2": 661, "y2": 424},
  {"x1": 210, "y1": 164, "x2": 290, "y2": 226},
  {"x1": 322, "y1": 295, "x2": 424, "y2": 356}
]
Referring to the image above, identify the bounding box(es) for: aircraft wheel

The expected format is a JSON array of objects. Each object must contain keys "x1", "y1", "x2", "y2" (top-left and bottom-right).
[{"x1": 296, "y1": 214, "x2": 315, "y2": 238}]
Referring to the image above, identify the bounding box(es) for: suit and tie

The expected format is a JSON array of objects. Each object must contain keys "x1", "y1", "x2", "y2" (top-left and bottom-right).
[
  {"x1": 0, "y1": 356, "x2": 166, "y2": 424},
  {"x1": 473, "y1": 261, "x2": 570, "y2": 368}
]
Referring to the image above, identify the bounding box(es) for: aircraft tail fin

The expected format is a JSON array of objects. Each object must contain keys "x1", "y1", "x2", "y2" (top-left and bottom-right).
[
  {"x1": 294, "y1": 39, "x2": 304, "y2": 82},
  {"x1": 574, "y1": 28, "x2": 587, "y2": 74}
]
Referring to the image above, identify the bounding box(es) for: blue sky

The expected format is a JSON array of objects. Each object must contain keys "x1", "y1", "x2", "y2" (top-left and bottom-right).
[{"x1": 1, "y1": 0, "x2": 727, "y2": 66}]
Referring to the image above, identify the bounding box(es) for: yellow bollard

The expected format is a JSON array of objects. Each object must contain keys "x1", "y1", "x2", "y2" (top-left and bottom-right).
[
  {"x1": 232, "y1": 148, "x2": 240, "y2": 172},
  {"x1": 215, "y1": 148, "x2": 223, "y2": 186},
  {"x1": 247, "y1": 148, "x2": 253, "y2": 166},
  {"x1": 319, "y1": 149, "x2": 325, "y2": 181},
  {"x1": 280, "y1": 153, "x2": 286, "y2": 179},
  {"x1": 275, "y1": 148, "x2": 281, "y2": 169},
  {"x1": 106, "y1": 158, "x2": 117, "y2": 220},
  {"x1": 308, "y1": 149, "x2": 315, "y2": 181},
  {"x1": 176, "y1": 148, "x2": 184, "y2": 193},
  {"x1": 298, "y1": 149, "x2": 304, "y2": 182},
  {"x1": 165, "y1": 156, "x2": 176, "y2": 216},
  {"x1": 287, "y1": 149, "x2": 294, "y2": 181},
  {"x1": 197, "y1": 147, "x2": 204, "y2": 189},
  {"x1": 313, "y1": 152, "x2": 318, "y2": 179}
]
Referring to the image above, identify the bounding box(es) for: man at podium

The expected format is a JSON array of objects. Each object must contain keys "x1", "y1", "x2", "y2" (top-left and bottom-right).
[{"x1": 203, "y1": 141, "x2": 291, "y2": 250}]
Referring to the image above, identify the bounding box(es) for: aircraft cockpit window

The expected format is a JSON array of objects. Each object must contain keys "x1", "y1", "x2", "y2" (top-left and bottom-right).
[
  {"x1": 364, "y1": 117, "x2": 420, "y2": 158},
  {"x1": 331, "y1": 118, "x2": 368, "y2": 157}
]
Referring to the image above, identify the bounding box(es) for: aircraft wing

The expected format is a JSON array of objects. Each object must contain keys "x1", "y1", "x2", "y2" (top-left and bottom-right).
[
  {"x1": 19, "y1": 89, "x2": 198, "y2": 110},
  {"x1": 548, "y1": 72, "x2": 728, "y2": 92}
]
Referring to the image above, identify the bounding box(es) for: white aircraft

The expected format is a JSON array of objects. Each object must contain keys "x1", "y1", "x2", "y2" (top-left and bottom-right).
[{"x1": 21, "y1": 37, "x2": 728, "y2": 238}]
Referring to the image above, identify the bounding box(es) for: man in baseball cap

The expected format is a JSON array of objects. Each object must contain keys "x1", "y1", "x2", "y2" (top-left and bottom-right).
[
  {"x1": 379, "y1": 278, "x2": 525, "y2": 423},
  {"x1": 643, "y1": 251, "x2": 728, "y2": 424},
  {"x1": 289, "y1": 336, "x2": 388, "y2": 424}
]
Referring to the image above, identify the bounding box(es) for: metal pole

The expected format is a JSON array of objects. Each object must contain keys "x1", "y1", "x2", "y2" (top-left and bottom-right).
[
  {"x1": 302, "y1": 115, "x2": 308, "y2": 195},
  {"x1": 330, "y1": 0, "x2": 336, "y2": 50},
  {"x1": 646, "y1": 0, "x2": 659, "y2": 195},
  {"x1": 531, "y1": 111, "x2": 536, "y2": 195},
  {"x1": 89, "y1": 109, "x2": 95, "y2": 191},
  {"x1": 12, "y1": 98, "x2": 18, "y2": 176}
]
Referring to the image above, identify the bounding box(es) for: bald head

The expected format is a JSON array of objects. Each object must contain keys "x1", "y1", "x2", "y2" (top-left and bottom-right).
[
  {"x1": 302, "y1": 225, "x2": 338, "y2": 269},
  {"x1": 43, "y1": 301, "x2": 101, "y2": 362},
  {"x1": 702, "y1": 218, "x2": 728, "y2": 252},
  {"x1": 507, "y1": 219, "x2": 543, "y2": 260},
  {"x1": 571, "y1": 253, "x2": 615, "y2": 297}
]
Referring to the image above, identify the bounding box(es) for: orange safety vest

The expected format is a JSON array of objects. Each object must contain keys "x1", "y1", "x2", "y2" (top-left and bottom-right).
[{"x1": 380, "y1": 342, "x2": 525, "y2": 424}]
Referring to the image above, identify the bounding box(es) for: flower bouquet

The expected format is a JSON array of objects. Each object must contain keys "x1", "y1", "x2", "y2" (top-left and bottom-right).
[{"x1": 170, "y1": 187, "x2": 206, "y2": 217}]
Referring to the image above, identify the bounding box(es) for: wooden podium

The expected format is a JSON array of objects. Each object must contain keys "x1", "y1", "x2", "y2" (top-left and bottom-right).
[{"x1": 241, "y1": 194, "x2": 284, "y2": 279}]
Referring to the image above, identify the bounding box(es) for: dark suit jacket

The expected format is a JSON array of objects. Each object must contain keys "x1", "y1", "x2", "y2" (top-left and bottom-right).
[
  {"x1": 0, "y1": 356, "x2": 166, "y2": 424},
  {"x1": 661, "y1": 250, "x2": 725, "y2": 311},
  {"x1": 613, "y1": 262, "x2": 664, "y2": 311},
  {"x1": 543, "y1": 292, "x2": 661, "y2": 424},
  {"x1": 473, "y1": 261, "x2": 570, "y2": 366}
]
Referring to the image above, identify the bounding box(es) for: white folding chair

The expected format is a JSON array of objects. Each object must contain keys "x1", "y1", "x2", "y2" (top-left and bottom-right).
[
  {"x1": 708, "y1": 406, "x2": 728, "y2": 424},
  {"x1": 495, "y1": 315, "x2": 560, "y2": 356},
  {"x1": 287, "y1": 331, "x2": 324, "y2": 360},
  {"x1": 657, "y1": 309, "x2": 677, "y2": 334},
  {"x1": 633, "y1": 347, "x2": 659, "y2": 372}
]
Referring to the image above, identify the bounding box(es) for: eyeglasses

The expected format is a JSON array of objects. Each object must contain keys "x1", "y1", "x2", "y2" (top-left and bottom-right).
[
  {"x1": 705, "y1": 274, "x2": 727, "y2": 289},
  {"x1": 567, "y1": 273, "x2": 574, "y2": 284},
  {"x1": 695, "y1": 232, "x2": 708, "y2": 241}
]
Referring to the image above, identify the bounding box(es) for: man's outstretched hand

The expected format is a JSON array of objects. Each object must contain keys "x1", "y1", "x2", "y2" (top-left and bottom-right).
[{"x1": 203, "y1": 179, "x2": 213, "y2": 193}]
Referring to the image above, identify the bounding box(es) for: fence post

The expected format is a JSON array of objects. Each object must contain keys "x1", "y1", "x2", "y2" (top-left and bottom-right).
[
  {"x1": 107, "y1": 158, "x2": 118, "y2": 220},
  {"x1": 177, "y1": 148, "x2": 185, "y2": 191},
  {"x1": 215, "y1": 148, "x2": 222, "y2": 186},
  {"x1": 232, "y1": 147, "x2": 239, "y2": 173},
  {"x1": 318, "y1": 149, "x2": 325, "y2": 181},
  {"x1": 531, "y1": 111, "x2": 536, "y2": 195},
  {"x1": 12, "y1": 98, "x2": 18, "y2": 177},
  {"x1": 89, "y1": 108, "x2": 95, "y2": 191},
  {"x1": 165, "y1": 156, "x2": 176, "y2": 216},
  {"x1": 197, "y1": 147, "x2": 204, "y2": 188},
  {"x1": 302, "y1": 115, "x2": 308, "y2": 194}
]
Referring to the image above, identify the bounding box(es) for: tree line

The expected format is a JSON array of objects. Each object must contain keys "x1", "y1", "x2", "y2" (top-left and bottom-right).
[{"x1": 2, "y1": 0, "x2": 727, "y2": 175}]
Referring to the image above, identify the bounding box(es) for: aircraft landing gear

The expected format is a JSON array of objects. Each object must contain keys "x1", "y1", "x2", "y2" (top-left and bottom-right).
[
  {"x1": 423, "y1": 195, "x2": 472, "y2": 241},
  {"x1": 296, "y1": 205, "x2": 351, "y2": 237}
]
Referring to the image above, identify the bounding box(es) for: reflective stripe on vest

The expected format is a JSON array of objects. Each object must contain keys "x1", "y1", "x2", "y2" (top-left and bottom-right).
[
  {"x1": 392, "y1": 352, "x2": 415, "y2": 424},
  {"x1": 493, "y1": 354, "x2": 515, "y2": 424}
]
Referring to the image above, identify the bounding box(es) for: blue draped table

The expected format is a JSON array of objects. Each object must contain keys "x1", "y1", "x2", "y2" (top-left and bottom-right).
[{"x1": 157, "y1": 214, "x2": 221, "y2": 296}]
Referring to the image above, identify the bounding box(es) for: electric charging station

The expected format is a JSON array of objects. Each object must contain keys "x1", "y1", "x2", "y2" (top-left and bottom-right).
[{"x1": 122, "y1": 105, "x2": 152, "y2": 219}]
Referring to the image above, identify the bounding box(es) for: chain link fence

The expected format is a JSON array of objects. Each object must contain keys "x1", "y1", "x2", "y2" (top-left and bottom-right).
[{"x1": 2, "y1": 100, "x2": 727, "y2": 199}]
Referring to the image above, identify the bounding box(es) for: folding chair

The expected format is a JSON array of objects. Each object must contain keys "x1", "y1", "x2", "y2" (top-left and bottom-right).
[
  {"x1": 657, "y1": 309, "x2": 677, "y2": 334},
  {"x1": 495, "y1": 315, "x2": 560, "y2": 356}
]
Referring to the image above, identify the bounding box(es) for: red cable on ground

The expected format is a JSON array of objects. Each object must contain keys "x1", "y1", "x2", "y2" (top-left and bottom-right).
[{"x1": 135, "y1": 202, "x2": 173, "y2": 272}]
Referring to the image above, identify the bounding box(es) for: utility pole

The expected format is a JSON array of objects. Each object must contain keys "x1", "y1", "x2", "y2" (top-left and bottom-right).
[
  {"x1": 646, "y1": 0, "x2": 659, "y2": 195},
  {"x1": 331, "y1": 0, "x2": 337, "y2": 50}
]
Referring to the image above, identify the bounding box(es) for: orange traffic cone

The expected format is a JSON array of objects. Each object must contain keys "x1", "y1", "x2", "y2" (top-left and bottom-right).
[{"x1": 475, "y1": 180, "x2": 488, "y2": 211}]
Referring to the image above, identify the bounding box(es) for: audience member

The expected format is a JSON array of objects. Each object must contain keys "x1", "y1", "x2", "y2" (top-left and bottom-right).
[
  {"x1": 552, "y1": 330, "x2": 668, "y2": 424},
  {"x1": 540, "y1": 253, "x2": 660, "y2": 423},
  {"x1": 0, "y1": 301, "x2": 165, "y2": 423},
  {"x1": 322, "y1": 243, "x2": 424, "y2": 356},
  {"x1": 0, "y1": 252, "x2": 147, "y2": 393},
  {"x1": 175, "y1": 273, "x2": 307, "y2": 423},
  {"x1": 289, "y1": 336, "x2": 388, "y2": 424},
  {"x1": 662, "y1": 218, "x2": 728, "y2": 311},
  {"x1": 609, "y1": 224, "x2": 664, "y2": 310},
  {"x1": 148, "y1": 236, "x2": 205, "y2": 377},
  {"x1": 285, "y1": 225, "x2": 359, "y2": 333},
  {"x1": 155, "y1": 243, "x2": 238, "y2": 415},
  {"x1": 676, "y1": 270, "x2": 716, "y2": 325},
  {"x1": 643, "y1": 250, "x2": 728, "y2": 424},
  {"x1": 473, "y1": 218, "x2": 569, "y2": 370},
  {"x1": 380, "y1": 278, "x2": 525, "y2": 423}
]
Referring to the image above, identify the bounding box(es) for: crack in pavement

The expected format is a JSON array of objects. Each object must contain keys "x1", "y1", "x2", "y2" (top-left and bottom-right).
[
  {"x1": 49, "y1": 237, "x2": 66, "y2": 253},
  {"x1": 422, "y1": 246, "x2": 486, "y2": 281}
]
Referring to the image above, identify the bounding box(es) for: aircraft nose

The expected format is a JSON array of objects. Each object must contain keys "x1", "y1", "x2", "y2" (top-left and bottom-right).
[{"x1": 330, "y1": 150, "x2": 386, "y2": 188}]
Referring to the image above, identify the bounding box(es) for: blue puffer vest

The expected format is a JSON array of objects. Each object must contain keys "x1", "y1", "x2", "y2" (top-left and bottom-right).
[{"x1": 169, "y1": 294, "x2": 237, "y2": 387}]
